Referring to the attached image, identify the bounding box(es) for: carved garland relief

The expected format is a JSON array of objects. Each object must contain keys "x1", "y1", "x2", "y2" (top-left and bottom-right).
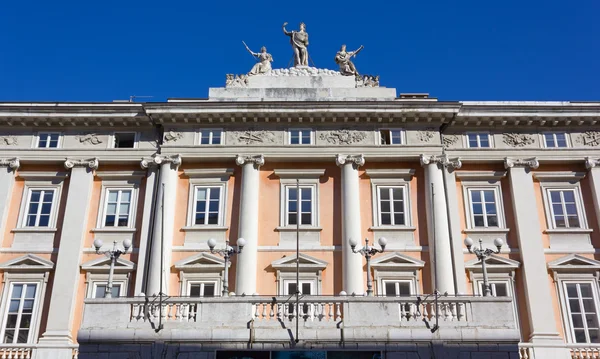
[
  {"x1": 576, "y1": 131, "x2": 600, "y2": 147},
  {"x1": 502, "y1": 133, "x2": 535, "y2": 147},
  {"x1": 319, "y1": 129, "x2": 368, "y2": 145},
  {"x1": 228, "y1": 130, "x2": 278, "y2": 145}
]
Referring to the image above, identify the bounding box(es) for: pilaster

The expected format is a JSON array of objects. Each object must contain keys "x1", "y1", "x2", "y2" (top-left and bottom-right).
[
  {"x1": 336, "y1": 154, "x2": 365, "y2": 294},
  {"x1": 235, "y1": 154, "x2": 264, "y2": 295},
  {"x1": 585, "y1": 157, "x2": 600, "y2": 235},
  {"x1": 0, "y1": 158, "x2": 20, "y2": 244}
]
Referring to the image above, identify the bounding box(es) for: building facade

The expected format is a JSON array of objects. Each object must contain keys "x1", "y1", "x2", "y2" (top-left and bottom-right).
[{"x1": 0, "y1": 73, "x2": 599, "y2": 359}]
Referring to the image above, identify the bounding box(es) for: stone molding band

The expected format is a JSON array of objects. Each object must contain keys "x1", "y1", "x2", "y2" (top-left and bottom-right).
[
  {"x1": 64, "y1": 158, "x2": 99, "y2": 170},
  {"x1": 0, "y1": 158, "x2": 20, "y2": 171},
  {"x1": 504, "y1": 157, "x2": 539, "y2": 170},
  {"x1": 335, "y1": 154, "x2": 365, "y2": 168},
  {"x1": 419, "y1": 154, "x2": 462, "y2": 171},
  {"x1": 236, "y1": 154, "x2": 265, "y2": 168},
  {"x1": 585, "y1": 157, "x2": 600, "y2": 169}
]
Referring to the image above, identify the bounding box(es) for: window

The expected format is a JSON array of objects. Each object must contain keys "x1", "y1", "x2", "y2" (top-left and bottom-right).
[
  {"x1": 477, "y1": 281, "x2": 509, "y2": 297},
  {"x1": 112, "y1": 132, "x2": 136, "y2": 148},
  {"x1": 466, "y1": 133, "x2": 491, "y2": 148},
  {"x1": 189, "y1": 282, "x2": 216, "y2": 297},
  {"x1": 24, "y1": 189, "x2": 54, "y2": 227},
  {"x1": 1, "y1": 283, "x2": 38, "y2": 344},
  {"x1": 377, "y1": 187, "x2": 407, "y2": 226},
  {"x1": 284, "y1": 280, "x2": 314, "y2": 314},
  {"x1": 93, "y1": 283, "x2": 121, "y2": 298},
  {"x1": 102, "y1": 189, "x2": 132, "y2": 227},
  {"x1": 543, "y1": 133, "x2": 568, "y2": 148},
  {"x1": 199, "y1": 129, "x2": 222, "y2": 145},
  {"x1": 379, "y1": 129, "x2": 403, "y2": 145},
  {"x1": 468, "y1": 189, "x2": 499, "y2": 227},
  {"x1": 564, "y1": 283, "x2": 600, "y2": 343},
  {"x1": 383, "y1": 280, "x2": 412, "y2": 297},
  {"x1": 547, "y1": 189, "x2": 581, "y2": 228},
  {"x1": 193, "y1": 187, "x2": 222, "y2": 225},
  {"x1": 36, "y1": 133, "x2": 60, "y2": 148},
  {"x1": 286, "y1": 186, "x2": 313, "y2": 226},
  {"x1": 289, "y1": 129, "x2": 312, "y2": 145}
]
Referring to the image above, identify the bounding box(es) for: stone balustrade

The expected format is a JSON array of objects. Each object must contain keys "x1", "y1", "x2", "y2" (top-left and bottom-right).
[
  {"x1": 0, "y1": 345, "x2": 78, "y2": 359},
  {"x1": 519, "y1": 343, "x2": 600, "y2": 359}
]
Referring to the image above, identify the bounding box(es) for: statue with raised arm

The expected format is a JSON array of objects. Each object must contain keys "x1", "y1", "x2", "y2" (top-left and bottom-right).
[
  {"x1": 243, "y1": 41, "x2": 273, "y2": 75},
  {"x1": 335, "y1": 44, "x2": 364, "y2": 76},
  {"x1": 282, "y1": 22, "x2": 309, "y2": 67}
]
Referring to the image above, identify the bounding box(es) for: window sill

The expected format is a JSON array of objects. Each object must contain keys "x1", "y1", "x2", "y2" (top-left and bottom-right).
[
  {"x1": 181, "y1": 226, "x2": 229, "y2": 232},
  {"x1": 91, "y1": 228, "x2": 137, "y2": 233},
  {"x1": 369, "y1": 226, "x2": 416, "y2": 232},
  {"x1": 11, "y1": 227, "x2": 58, "y2": 233},
  {"x1": 275, "y1": 226, "x2": 323, "y2": 232},
  {"x1": 463, "y1": 228, "x2": 510, "y2": 234},
  {"x1": 544, "y1": 228, "x2": 593, "y2": 234}
]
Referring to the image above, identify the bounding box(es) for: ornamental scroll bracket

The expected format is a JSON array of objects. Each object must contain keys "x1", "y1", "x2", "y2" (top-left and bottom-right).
[
  {"x1": 335, "y1": 154, "x2": 365, "y2": 169},
  {"x1": 64, "y1": 158, "x2": 99, "y2": 171},
  {"x1": 236, "y1": 154, "x2": 265, "y2": 169},
  {"x1": 420, "y1": 154, "x2": 462, "y2": 172},
  {"x1": 0, "y1": 158, "x2": 20, "y2": 171},
  {"x1": 504, "y1": 157, "x2": 539, "y2": 170},
  {"x1": 585, "y1": 157, "x2": 600, "y2": 170}
]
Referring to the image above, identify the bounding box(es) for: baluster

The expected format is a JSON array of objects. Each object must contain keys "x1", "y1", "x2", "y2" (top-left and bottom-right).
[
  {"x1": 449, "y1": 302, "x2": 457, "y2": 321},
  {"x1": 519, "y1": 347, "x2": 528, "y2": 359},
  {"x1": 270, "y1": 303, "x2": 275, "y2": 319},
  {"x1": 328, "y1": 302, "x2": 334, "y2": 321},
  {"x1": 457, "y1": 302, "x2": 465, "y2": 321},
  {"x1": 443, "y1": 302, "x2": 451, "y2": 321},
  {"x1": 308, "y1": 303, "x2": 314, "y2": 321},
  {"x1": 405, "y1": 303, "x2": 412, "y2": 320},
  {"x1": 276, "y1": 303, "x2": 282, "y2": 318},
  {"x1": 72, "y1": 349, "x2": 79, "y2": 359},
  {"x1": 400, "y1": 302, "x2": 406, "y2": 321},
  {"x1": 422, "y1": 302, "x2": 429, "y2": 320},
  {"x1": 254, "y1": 304, "x2": 259, "y2": 319},
  {"x1": 174, "y1": 303, "x2": 181, "y2": 322},
  {"x1": 261, "y1": 302, "x2": 267, "y2": 320},
  {"x1": 131, "y1": 303, "x2": 138, "y2": 321},
  {"x1": 335, "y1": 302, "x2": 342, "y2": 321}
]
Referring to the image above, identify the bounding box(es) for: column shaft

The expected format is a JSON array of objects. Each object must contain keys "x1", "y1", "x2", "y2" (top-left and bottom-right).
[
  {"x1": 586, "y1": 159, "x2": 600, "y2": 231},
  {"x1": 442, "y1": 168, "x2": 468, "y2": 294},
  {"x1": 0, "y1": 159, "x2": 19, "y2": 244},
  {"x1": 134, "y1": 163, "x2": 158, "y2": 296}
]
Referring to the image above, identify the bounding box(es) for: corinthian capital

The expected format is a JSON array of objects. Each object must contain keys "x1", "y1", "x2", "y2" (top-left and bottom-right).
[
  {"x1": 335, "y1": 154, "x2": 365, "y2": 169},
  {"x1": 504, "y1": 157, "x2": 539, "y2": 170},
  {"x1": 585, "y1": 157, "x2": 600, "y2": 170},
  {"x1": 0, "y1": 158, "x2": 20, "y2": 171},
  {"x1": 236, "y1": 154, "x2": 265, "y2": 168},
  {"x1": 64, "y1": 158, "x2": 99, "y2": 170},
  {"x1": 420, "y1": 154, "x2": 462, "y2": 171}
]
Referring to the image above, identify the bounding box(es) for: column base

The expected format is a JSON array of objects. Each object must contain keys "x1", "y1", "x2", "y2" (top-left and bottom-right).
[
  {"x1": 37, "y1": 330, "x2": 74, "y2": 345},
  {"x1": 35, "y1": 347, "x2": 76, "y2": 359},
  {"x1": 530, "y1": 347, "x2": 570, "y2": 359}
]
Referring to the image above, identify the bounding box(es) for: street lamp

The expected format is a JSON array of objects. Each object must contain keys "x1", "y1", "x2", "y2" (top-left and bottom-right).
[
  {"x1": 464, "y1": 237, "x2": 504, "y2": 297},
  {"x1": 349, "y1": 237, "x2": 387, "y2": 296},
  {"x1": 93, "y1": 239, "x2": 132, "y2": 298},
  {"x1": 207, "y1": 237, "x2": 246, "y2": 297}
]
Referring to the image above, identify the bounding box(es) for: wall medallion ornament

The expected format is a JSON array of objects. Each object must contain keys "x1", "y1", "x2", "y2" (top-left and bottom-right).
[
  {"x1": 76, "y1": 133, "x2": 102, "y2": 145},
  {"x1": 0, "y1": 136, "x2": 18, "y2": 146},
  {"x1": 502, "y1": 133, "x2": 535, "y2": 147},
  {"x1": 576, "y1": 131, "x2": 600, "y2": 147},
  {"x1": 163, "y1": 131, "x2": 183, "y2": 143},
  {"x1": 442, "y1": 135, "x2": 459, "y2": 148},
  {"x1": 228, "y1": 130, "x2": 277, "y2": 145},
  {"x1": 417, "y1": 130, "x2": 436, "y2": 143},
  {"x1": 319, "y1": 129, "x2": 367, "y2": 145}
]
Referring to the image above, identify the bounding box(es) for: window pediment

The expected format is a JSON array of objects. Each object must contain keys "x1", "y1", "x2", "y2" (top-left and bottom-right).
[
  {"x1": 174, "y1": 253, "x2": 227, "y2": 273},
  {"x1": 81, "y1": 257, "x2": 135, "y2": 273},
  {"x1": 0, "y1": 254, "x2": 54, "y2": 272},
  {"x1": 465, "y1": 254, "x2": 520, "y2": 273},
  {"x1": 271, "y1": 253, "x2": 327, "y2": 272},
  {"x1": 548, "y1": 254, "x2": 600, "y2": 273},
  {"x1": 370, "y1": 252, "x2": 425, "y2": 271}
]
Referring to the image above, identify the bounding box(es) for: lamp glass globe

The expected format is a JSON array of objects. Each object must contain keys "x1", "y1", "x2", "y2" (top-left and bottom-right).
[
  {"x1": 349, "y1": 238, "x2": 358, "y2": 247},
  {"x1": 93, "y1": 239, "x2": 103, "y2": 250},
  {"x1": 207, "y1": 238, "x2": 217, "y2": 249},
  {"x1": 237, "y1": 237, "x2": 247, "y2": 247},
  {"x1": 493, "y1": 237, "x2": 504, "y2": 248},
  {"x1": 122, "y1": 239, "x2": 132, "y2": 251},
  {"x1": 378, "y1": 237, "x2": 388, "y2": 247},
  {"x1": 464, "y1": 237, "x2": 474, "y2": 247}
]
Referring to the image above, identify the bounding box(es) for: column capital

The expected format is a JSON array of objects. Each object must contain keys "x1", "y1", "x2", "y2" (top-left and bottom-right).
[
  {"x1": 141, "y1": 154, "x2": 182, "y2": 170},
  {"x1": 236, "y1": 154, "x2": 264, "y2": 168},
  {"x1": 336, "y1": 154, "x2": 365, "y2": 168},
  {"x1": 64, "y1": 157, "x2": 99, "y2": 171},
  {"x1": 504, "y1": 157, "x2": 539, "y2": 170},
  {"x1": 0, "y1": 158, "x2": 20, "y2": 171},
  {"x1": 420, "y1": 154, "x2": 462, "y2": 171},
  {"x1": 585, "y1": 157, "x2": 600, "y2": 170}
]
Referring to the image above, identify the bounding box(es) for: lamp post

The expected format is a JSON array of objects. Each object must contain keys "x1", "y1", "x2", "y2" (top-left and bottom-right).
[
  {"x1": 349, "y1": 237, "x2": 387, "y2": 296},
  {"x1": 464, "y1": 237, "x2": 504, "y2": 297},
  {"x1": 207, "y1": 237, "x2": 246, "y2": 297},
  {"x1": 93, "y1": 239, "x2": 132, "y2": 298}
]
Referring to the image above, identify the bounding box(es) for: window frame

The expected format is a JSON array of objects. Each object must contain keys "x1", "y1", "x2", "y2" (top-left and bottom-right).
[
  {"x1": 96, "y1": 184, "x2": 139, "y2": 230},
  {"x1": 0, "y1": 282, "x2": 41, "y2": 344},
  {"x1": 109, "y1": 132, "x2": 138, "y2": 149},
  {"x1": 541, "y1": 184, "x2": 588, "y2": 230},
  {"x1": 100, "y1": 188, "x2": 135, "y2": 228},
  {"x1": 287, "y1": 128, "x2": 314, "y2": 145},
  {"x1": 17, "y1": 185, "x2": 62, "y2": 229},
  {"x1": 372, "y1": 183, "x2": 412, "y2": 228},
  {"x1": 278, "y1": 181, "x2": 320, "y2": 229},
  {"x1": 381, "y1": 279, "x2": 414, "y2": 297},
  {"x1": 542, "y1": 132, "x2": 570, "y2": 149},
  {"x1": 197, "y1": 128, "x2": 223, "y2": 145},
  {"x1": 378, "y1": 128, "x2": 405, "y2": 145},
  {"x1": 284, "y1": 185, "x2": 316, "y2": 227},
  {"x1": 92, "y1": 282, "x2": 123, "y2": 298},
  {"x1": 282, "y1": 279, "x2": 316, "y2": 296},
  {"x1": 189, "y1": 184, "x2": 226, "y2": 227},
  {"x1": 376, "y1": 185, "x2": 409, "y2": 226},
  {"x1": 33, "y1": 132, "x2": 62, "y2": 149},
  {"x1": 84, "y1": 273, "x2": 130, "y2": 299},
  {"x1": 462, "y1": 184, "x2": 506, "y2": 230},
  {"x1": 465, "y1": 132, "x2": 492, "y2": 148},
  {"x1": 475, "y1": 280, "x2": 511, "y2": 297},
  {"x1": 560, "y1": 279, "x2": 600, "y2": 344},
  {"x1": 187, "y1": 280, "x2": 219, "y2": 297}
]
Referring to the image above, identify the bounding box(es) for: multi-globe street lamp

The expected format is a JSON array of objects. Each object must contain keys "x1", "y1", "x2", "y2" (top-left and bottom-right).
[
  {"x1": 464, "y1": 237, "x2": 504, "y2": 297},
  {"x1": 207, "y1": 237, "x2": 246, "y2": 297},
  {"x1": 349, "y1": 237, "x2": 387, "y2": 296},
  {"x1": 93, "y1": 239, "x2": 132, "y2": 298}
]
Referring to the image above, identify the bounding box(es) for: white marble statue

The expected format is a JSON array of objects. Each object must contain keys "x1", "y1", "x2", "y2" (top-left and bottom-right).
[
  {"x1": 243, "y1": 42, "x2": 273, "y2": 76},
  {"x1": 335, "y1": 44, "x2": 363, "y2": 76},
  {"x1": 282, "y1": 22, "x2": 309, "y2": 67}
]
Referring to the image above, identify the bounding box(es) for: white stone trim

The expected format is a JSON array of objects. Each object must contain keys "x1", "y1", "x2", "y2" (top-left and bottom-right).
[
  {"x1": 540, "y1": 182, "x2": 588, "y2": 230},
  {"x1": 272, "y1": 169, "x2": 325, "y2": 179},
  {"x1": 286, "y1": 128, "x2": 314, "y2": 145},
  {"x1": 175, "y1": 253, "x2": 226, "y2": 296},
  {"x1": 554, "y1": 275, "x2": 600, "y2": 344},
  {"x1": 461, "y1": 180, "x2": 507, "y2": 229},
  {"x1": 366, "y1": 170, "x2": 415, "y2": 230},
  {"x1": 371, "y1": 252, "x2": 425, "y2": 296},
  {"x1": 186, "y1": 183, "x2": 227, "y2": 227},
  {"x1": 533, "y1": 171, "x2": 587, "y2": 182},
  {"x1": 455, "y1": 170, "x2": 507, "y2": 180},
  {"x1": 95, "y1": 184, "x2": 140, "y2": 230},
  {"x1": 85, "y1": 274, "x2": 129, "y2": 298},
  {"x1": 271, "y1": 254, "x2": 326, "y2": 295},
  {"x1": 540, "y1": 132, "x2": 570, "y2": 149},
  {"x1": 275, "y1": 173, "x2": 322, "y2": 229},
  {"x1": 16, "y1": 182, "x2": 63, "y2": 230}
]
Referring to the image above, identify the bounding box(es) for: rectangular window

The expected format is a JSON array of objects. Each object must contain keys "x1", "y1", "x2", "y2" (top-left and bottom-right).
[
  {"x1": 467, "y1": 133, "x2": 491, "y2": 148},
  {"x1": 380, "y1": 129, "x2": 403, "y2": 145},
  {"x1": 285, "y1": 281, "x2": 313, "y2": 313},
  {"x1": 377, "y1": 187, "x2": 406, "y2": 226},
  {"x1": 478, "y1": 281, "x2": 509, "y2": 297},
  {"x1": 544, "y1": 133, "x2": 568, "y2": 148},
  {"x1": 194, "y1": 187, "x2": 221, "y2": 225},
  {"x1": 103, "y1": 189, "x2": 132, "y2": 227},
  {"x1": 383, "y1": 280, "x2": 412, "y2": 297},
  {"x1": 199, "y1": 129, "x2": 222, "y2": 145},
  {"x1": 1, "y1": 283, "x2": 37, "y2": 344},
  {"x1": 189, "y1": 282, "x2": 216, "y2": 297},
  {"x1": 94, "y1": 283, "x2": 121, "y2": 298},
  {"x1": 37, "y1": 133, "x2": 60, "y2": 148},
  {"x1": 113, "y1": 132, "x2": 136, "y2": 148},
  {"x1": 565, "y1": 283, "x2": 600, "y2": 343},
  {"x1": 286, "y1": 187, "x2": 313, "y2": 225},
  {"x1": 468, "y1": 189, "x2": 499, "y2": 227},
  {"x1": 24, "y1": 189, "x2": 54, "y2": 227},
  {"x1": 289, "y1": 129, "x2": 312, "y2": 145},
  {"x1": 548, "y1": 189, "x2": 581, "y2": 228}
]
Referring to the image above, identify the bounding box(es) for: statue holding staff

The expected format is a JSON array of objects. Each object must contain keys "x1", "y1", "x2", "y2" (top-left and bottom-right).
[
  {"x1": 335, "y1": 44, "x2": 364, "y2": 76},
  {"x1": 282, "y1": 22, "x2": 309, "y2": 67},
  {"x1": 243, "y1": 41, "x2": 273, "y2": 75}
]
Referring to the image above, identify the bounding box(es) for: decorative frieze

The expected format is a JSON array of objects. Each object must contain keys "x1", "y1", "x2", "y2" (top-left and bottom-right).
[
  {"x1": 76, "y1": 133, "x2": 103, "y2": 145},
  {"x1": 64, "y1": 158, "x2": 99, "y2": 170},
  {"x1": 502, "y1": 133, "x2": 535, "y2": 147},
  {"x1": 0, "y1": 158, "x2": 20, "y2": 170},
  {"x1": 442, "y1": 135, "x2": 459, "y2": 148},
  {"x1": 335, "y1": 154, "x2": 365, "y2": 169},
  {"x1": 417, "y1": 130, "x2": 436, "y2": 143},
  {"x1": 0, "y1": 136, "x2": 18, "y2": 146},
  {"x1": 504, "y1": 157, "x2": 539, "y2": 170},
  {"x1": 225, "y1": 74, "x2": 248, "y2": 88},
  {"x1": 229, "y1": 130, "x2": 278, "y2": 145},
  {"x1": 236, "y1": 154, "x2": 265, "y2": 167},
  {"x1": 576, "y1": 131, "x2": 600, "y2": 147},
  {"x1": 355, "y1": 75, "x2": 379, "y2": 88},
  {"x1": 164, "y1": 130, "x2": 183, "y2": 143},
  {"x1": 420, "y1": 154, "x2": 462, "y2": 172},
  {"x1": 319, "y1": 129, "x2": 368, "y2": 145}
]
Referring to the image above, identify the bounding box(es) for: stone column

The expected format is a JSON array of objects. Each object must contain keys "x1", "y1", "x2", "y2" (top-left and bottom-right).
[
  {"x1": 336, "y1": 154, "x2": 365, "y2": 295},
  {"x1": 585, "y1": 157, "x2": 600, "y2": 232},
  {"x1": 420, "y1": 154, "x2": 457, "y2": 295},
  {"x1": 505, "y1": 157, "x2": 566, "y2": 358},
  {"x1": 133, "y1": 157, "x2": 159, "y2": 296},
  {"x1": 0, "y1": 158, "x2": 19, "y2": 244},
  {"x1": 146, "y1": 155, "x2": 181, "y2": 296},
  {"x1": 235, "y1": 154, "x2": 264, "y2": 295},
  {"x1": 38, "y1": 158, "x2": 98, "y2": 357}
]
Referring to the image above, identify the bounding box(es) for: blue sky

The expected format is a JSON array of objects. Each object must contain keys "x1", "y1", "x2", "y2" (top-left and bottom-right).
[{"x1": 1, "y1": 0, "x2": 598, "y2": 102}]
